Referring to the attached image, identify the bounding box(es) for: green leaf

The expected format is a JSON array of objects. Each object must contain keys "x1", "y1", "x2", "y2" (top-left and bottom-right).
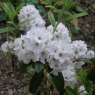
[
  {"x1": 40, "y1": 0, "x2": 52, "y2": 5},
  {"x1": 22, "y1": 0, "x2": 38, "y2": 4},
  {"x1": 73, "y1": 87, "x2": 79, "y2": 95},
  {"x1": 46, "y1": 5, "x2": 57, "y2": 10},
  {"x1": 27, "y1": 64, "x2": 34, "y2": 74},
  {"x1": 84, "y1": 59, "x2": 93, "y2": 64},
  {"x1": 37, "y1": 5, "x2": 45, "y2": 13},
  {"x1": 0, "y1": 13, "x2": 7, "y2": 21},
  {"x1": 62, "y1": 0, "x2": 75, "y2": 10},
  {"x1": 16, "y1": 3, "x2": 25, "y2": 13},
  {"x1": 19, "y1": 63, "x2": 30, "y2": 74},
  {"x1": 0, "y1": 2, "x2": 16, "y2": 22},
  {"x1": 0, "y1": 27, "x2": 16, "y2": 33},
  {"x1": 54, "y1": 1, "x2": 64, "y2": 6},
  {"x1": 48, "y1": 11, "x2": 56, "y2": 27},
  {"x1": 31, "y1": 0, "x2": 39, "y2": 4},
  {"x1": 18, "y1": 19, "x2": 32, "y2": 27},
  {"x1": 29, "y1": 70, "x2": 44, "y2": 94},
  {"x1": 65, "y1": 12, "x2": 88, "y2": 21},
  {"x1": 76, "y1": 6, "x2": 86, "y2": 13},
  {"x1": 50, "y1": 72, "x2": 65, "y2": 95},
  {"x1": 34, "y1": 62, "x2": 44, "y2": 73},
  {"x1": 77, "y1": 70, "x2": 91, "y2": 92},
  {"x1": 66, "y1": 86, "x2": 79, "y2": 95},
  {"x1": 66, "y1": 86, "x2": 74, "y2": 95},
  {"x1": 87, "y1": 67, "x2": 95, "y2": 83}
]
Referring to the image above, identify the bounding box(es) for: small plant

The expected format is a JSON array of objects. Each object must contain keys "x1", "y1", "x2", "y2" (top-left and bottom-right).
[
  {"x1": 0, "y1": 1, "x2": 25, "y2": 39},
  {"x1": 39, "y1": 0, "x2": 88, "y2": 35},
  {"x1": 0, "y1": 4, "x2": 95, "y2": 95}
]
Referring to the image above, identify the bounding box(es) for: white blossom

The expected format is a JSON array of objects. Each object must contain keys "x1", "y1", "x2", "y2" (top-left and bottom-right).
[
  {"x1": 62, "y1": 64, "x2": 77, "y2": 86},
  {"x1": 1, "y1": 42, "x2": 9, "y2": 53},
  {"x1": 74, "y1": 61, "x2": 85, "y2": 69},
  {"x1": 18, "y1": 5, "x2": 45, "y2": 31},
  {"x1": 1, "y1": 41, "x2": 14, "y2": 53},
  {"x1": 79, "y1": 85, "x2": 87, "y2": 95},
  {"x1": 72, "y1": 40, "x2": 88, "y2": 59},
  {"x1": 86, "y1": 50, "x2": 95, "y2": 59},
  {"x1": 47, "y1": 23, "x2": 71, "y2": 43}
]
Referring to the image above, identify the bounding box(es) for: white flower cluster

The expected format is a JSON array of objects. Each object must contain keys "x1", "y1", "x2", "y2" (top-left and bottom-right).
[
  {"x1": 18, "y1": 5, "x2": 45, "y2": 31},
  {"x1": 1, "y1": 5, "x2": 95, "y2": 86}
]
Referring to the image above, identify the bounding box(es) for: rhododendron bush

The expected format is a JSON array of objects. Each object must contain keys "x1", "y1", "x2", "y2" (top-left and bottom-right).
[{"x1": 1, "y1": 5, "x2": 95, "y2": 95}]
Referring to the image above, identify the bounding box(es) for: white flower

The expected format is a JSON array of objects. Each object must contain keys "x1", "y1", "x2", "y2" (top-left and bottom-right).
[
  {"x1": 74, "y1": 61, "x2": 85, "y2": 69},
  {"x1": 27, "y1": 27, "x2": 52, "y2": 42},
  {"x1": 47, "y1": 57, "x2": 62, "y2": 75},
  {"x1": 47, "y1": 23, "x2": 71, "y2": 43},
  {"x1": 72, "y1": 40, "x2": 87, "y2": 59},
  {"x1": 25, "y1": 51, "x2": 39, "y2": 63},
  {"x1": 86, "y1": 50, "x2": 95, "y2": 59},
  {"x1": 79, "y1": 85, "x2": 87, "y2": 95},
  {"x1": 62, "y1": 65, "x2": 77, "y2": 86},
  {"x1": 39, "y1": 49, "x2": 49, "y2": 64},
  {"x1": 18, "y1": 5, "x2": 45, "y2": 31},
  {"x1": 1, "y1": 41, "x2": 14, "y2": 53},
  {"x1": 30, "y1": 38, "x2": 45, "y2": 54},
  {"x1": 1, "y1": 42, "x2": 9, "y2": 53}
]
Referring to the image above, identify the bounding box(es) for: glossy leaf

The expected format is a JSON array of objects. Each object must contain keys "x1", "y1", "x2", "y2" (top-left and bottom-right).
[
  {"x1": 50, "y1": 72, "x2": 65, "y2": 95},
  {"x1": 87, "y1": 67, "x2": 95, "y2": 83},
  {"x1": 29, "y1": 70, "x2": 44, "y2": 94}
]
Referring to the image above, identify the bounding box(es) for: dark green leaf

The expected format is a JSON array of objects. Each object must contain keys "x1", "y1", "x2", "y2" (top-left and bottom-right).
[
  {"x1": 66, "y1": 86, "x2": 79, "y2": 95},
  {"x1": 50, "y1": 72, "x2": 65, "y2": 95},
  {"x1": 73, "y1": 87, "x2": 79, "y2": 95},
  {"x1": 87, "y1": 67, "x2": 95, "y2": 83},
  {"x1": 27, "y1": 64, "x2": 34, "y2": 74},
  {"x1": 66, "y1": 86, "x2": 74, "y2": 95},
  {"x1": 16, "y1": 3, "x2": 25, "y2": 13},
  {"x1": 0, "y1": 13, "x2": 7, "y2": 21},
  {"x1": 19, "y1": 63, "x2": 30, "y2": 74},
  {"x1": 34, "y1": 62, "x2": 44, "y2": 73},
  {"x1": 29, "y1": 70, "x2": 44, "y2": 94},
  {"x1": 84, "y1": 59, "x2": 93, "y2": 64}
]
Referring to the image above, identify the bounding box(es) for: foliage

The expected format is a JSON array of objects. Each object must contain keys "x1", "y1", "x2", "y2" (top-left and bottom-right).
[
  {"x1": 39, "y1": 0, "x2": 87, "y2": 35},
  {"x1": 0, "y1": 1, "x2": 25, "y2": 38},
  {"x1": 0, "y1": 12, "x2": 7, "y2": 21},
  {"x1": 77, "y1": 70, "x2": 95, "y2": 95}
]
